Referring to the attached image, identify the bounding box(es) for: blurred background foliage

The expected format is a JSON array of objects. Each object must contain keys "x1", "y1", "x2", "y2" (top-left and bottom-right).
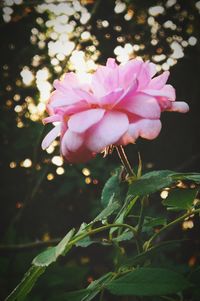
[{"x1": 0, "y1": 0, "x2": 200, "y2": 300}]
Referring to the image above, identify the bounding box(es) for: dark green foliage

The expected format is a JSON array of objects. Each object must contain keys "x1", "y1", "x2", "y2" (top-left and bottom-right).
[
  {"x1": 5, "y1": 266, "x2": 46, "y2": 301},
  {"x1": 1, "y1": 0, "x2": 200, "y2": 301},
  {"x1": 107, "y1": 268, "x2": 191, "y2": 296},
  {"x1": 163, "y1": 187, "x2": 198, "y2": 210}
]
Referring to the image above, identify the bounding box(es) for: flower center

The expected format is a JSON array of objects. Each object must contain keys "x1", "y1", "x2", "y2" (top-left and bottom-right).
[{"x1": 90, "y1": 103, "x2": 113, "y2": 110}]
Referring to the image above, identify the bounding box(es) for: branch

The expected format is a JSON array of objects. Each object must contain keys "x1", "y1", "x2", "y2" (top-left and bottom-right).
[
  {"x1": 145, "y1": 208, "x2": 200, "y2": 250},
  {"x1": 0, "y1": 238, "x2": 60, "y2": 252},
  {"x1": 0, "y1": 223, "x2": 137, "y2": 252}
]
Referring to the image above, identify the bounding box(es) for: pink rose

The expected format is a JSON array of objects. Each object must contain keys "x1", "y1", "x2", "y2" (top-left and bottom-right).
[{"x1": 42, "y1": 58, "x2": 189, "y2": 163}]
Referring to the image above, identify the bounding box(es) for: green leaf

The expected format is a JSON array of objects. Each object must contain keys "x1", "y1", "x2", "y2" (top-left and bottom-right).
[
  {"x1": 75, "y1": 223, "x2": 95, "y2": 248},
  {"x1": 52, "y1": 289, "x2": 100, "y2": 301},
  {"x1": 128, "y1": 170, "x2": 200, "y2": 198},
  {"x1": 94, "y1": 199, "x2": 120, "y2": 223},
  {"x1": 112, "y1": 230, "x2": 133, "y2": 242},
  {"x1": 56, "y1": 273, "x2": 113, "y2": 301},
  {"x1": 162, "y1": 188, "x2": 198, "y2": 210},
  {"x1": 172, "y1": 173, "x2": 200, "y2": 182},
  {"x1": 33, "y1": 229, "x2": 75, "y2": 267},
  {"x1": 87, "y1": 272, "x2": 113, "y2": 289},
  {"x1": 5, "y1": 266, "x2": 45, "y2": 301},
  {"x1": 75, "y1": 205, "x2": 125, "y2": 246},
  {"x1": 50, "y1": 289, "x2": 91, "y2": 301},
  {"x1": 128, "y1": 170, "x2": 174, "y2": 197},
  {"x1": 39, "y1": 265, "x2": 89, "y2": 289},
  {"x1": 188, "y1": 266, "x2": 200, "y2": 300},
  {"x1": 75, "y1": 237, "x2": 94, "y2": 248},
  {"x1": 143, "y1": 217, "x2": 167, "y2": 228},
  {"x1": 101, "y1": 167, "x2": 126, "y2": 207},
  {"x1": 106, "y1": 268, "x2": 191, "y2": 296},
  {"x1": 122, "y1": 240, "x2": 183, "y2": 267},
  {"x1": 75, "y1": 199, "x2": 120, "y2": 247},
  {"x1": 109, "y1": 195, "x2": 138, "y2": 236}
]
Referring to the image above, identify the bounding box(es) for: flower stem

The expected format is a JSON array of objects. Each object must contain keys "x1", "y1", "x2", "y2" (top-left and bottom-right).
[
  {"x1": 145, "y1": 208, "x2": 200, "y2": 250},
  {"x1": 137, "y1": 197, "x2": 146, "y2": 236},
  {"x1": 116, "y1": 145, "x2": 136, "y2": 177},
  {"x1": 70, "y1": 223, "x2": 137, "y2": 247},
  {"x1": 0, "y1": 223, "x2": 138, "y2": 253}
]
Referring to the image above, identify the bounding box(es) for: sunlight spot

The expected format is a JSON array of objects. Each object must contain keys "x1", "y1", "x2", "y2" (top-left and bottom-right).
[
  {"x1": 160, "y1": 190, "x2": 169, "y2": 199},
  {"x1": 166, "y1": 0, "x2": 177, "y2": 8},
  {"x1": 56, "y1": 167, "x2": 65, "y2": 175},
  {"x1": 80, "y1": 12, "x2": 90, "y2": 24},
  {"x1": 3, "y1": 15, "x2": 11, "y2": 23},
  {"x1": 14, "y1": 105, "x2": 23, "y2": 113},
  {"x1": 46, "y1": 145, "x2": 55, "y2": 154},
  {"x1": 114, "y1": 1, "x2": 126, "y2": 14},
  {"x1": 52, "y1": 156, "x2": 63, "y2": 166},
  {"x1": 81, "y1": 31, "x2": 91, "y2": 40},
  {"x1": 196, "y1": 1, "x2": 200, "y2": 11},
  {"x1": 22, "y1": 158, "x2": 32, "y2": 168},
  {"x1": 102, "y1": 20, "x2": 109, "y2": 27},
  {"x1": 20, "y1": 67, "x2": 34, "y2": 86},
  {"x1": 85, "y1": 177, "x2": 92, "y2": 184},
  {"x1": 182, "y1": 220, "x2": 194, "y2": 230},
  {"x1": 47, "y1": 173, "x2": 54, "y2": 181},
  {"x1": 10, "y1": 161, "x2": 17, "y2": 168},
  {"x1": 82, "y1": 168, "x2": 91, "y2": 176},
  {"x1": 188, "y1": 36, "x2": 197, "y2": 46},
  {"x1": 149, "y1": 6, "x2": 165, "y2": 16},
  {"x1": 13, "y1": 94, "x2": 21, "y2": 101},
  {"x1": 162, "y1": 62, "x2": 170, "y2": 70},
  {"x1": 170, "y1": 41, "x2": 184, "y2": 59},
  {"x1": 153, "y1": 54, "x2": 166, "y2": 62}
]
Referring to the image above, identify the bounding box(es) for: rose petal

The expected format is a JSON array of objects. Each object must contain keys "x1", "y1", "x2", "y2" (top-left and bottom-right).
[
  {"x1": 50, "y1": 90, "x2": 81, "y2": 107},
  {"x1": 41, "y1": 124, "x2": 60, "y2": 149},
  {"x1": 137, "y1": 61, "x2": 152, "y2": 90},
  {"x1": 61, "y1": 129, "x2": 95, "y2": 163},
  {"x1": 119, "y1": 59, "x2": 142, "y2": 88},
  {"x1": 51, "y1": 87, "x2": 95, "y2": 108},
  {"x1": 144, "y1": 84, "x2": 176, "y2": 101},
  {"x1": 61, "y1": 130, "x2": 84, "y2": 152},
  {"x1": 106, "y1": 58, "x2": 118, "y2": 68},
  {"x1": 128, "y1": 119, "x2": 162, "y2": 140},
  {"x1": 53, "y1": 72, "x2": 79, "y2": 90},
  {"x1": 58, "y1": 101, "x2": 89, "y2": 116},
  {"x1": 61, "y1": 144, "x2": 95, "y2": 163},
  {"x1": 118, "y1": 92, "x2": 161, "y2": 119},
  {"x1": 148, "y1": 71, "x2": 170, "y2": 89},
  {"x1": 148, "y1": 62, "x2": 157, "y2": 77},
  {"x1": 167, "y1": 101, "x2": 189, "y2": 113},
  {"x1": 117, "y1": 132, "x2": 135, "y2": 146},
  {"x1": 43, "y1": 114, "x2": 61, "y2": 124},
  {"x1": 86, "y1": 111, "x2": 129, "y2": 152},
  {"x1": 99, "y1": 89, "x2": 124, "y2": 107},
  {"x1": 121, "y1": 77, "x2": 138, "y2": 98},
  {"x1": 91, "y1": 65, "x2": 119, "y2": 96},
  {"x1": 68, "y1": 108, "x2": 105, "y2": 133}
]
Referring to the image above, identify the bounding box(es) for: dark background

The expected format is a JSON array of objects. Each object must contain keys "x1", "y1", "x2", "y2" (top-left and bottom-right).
[{"x1": 0, "y1": 0, "x2": 200, "y2": 300}]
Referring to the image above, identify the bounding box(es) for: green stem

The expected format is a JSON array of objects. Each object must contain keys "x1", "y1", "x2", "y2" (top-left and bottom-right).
[
  {"x1": 116, "y1": 145, "x2": 136, "y2": 177},
  {"x1": 0, "y1": 223, "x2": 138, "y2": 253},
  {"x1": 161, "y1": 296, "x2": 178, "y2": 301},
  {"x1": 137, "y1": 197, "x2": 146, "y2": 236},
  {"x1": 135, "y1": 197, "x2": 147, "y2": 253},
  {"x1": 70, "y1": 223, "x2": 137, "y2": 248},
  {"x1": 145, "y1": 208, "x2": 200, "y2": 250},
  {"x1": 99, "y1": 289, "x2": 104, "y2": 301},
  {"x1": 0, "y1": 239, "x2": 61, "y2": 252},
  {"x1": 109, "y1": 195, "x2": 140, "y2": 252}
]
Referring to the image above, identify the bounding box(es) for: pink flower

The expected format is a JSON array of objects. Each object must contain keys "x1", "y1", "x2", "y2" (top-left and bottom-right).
[{"x1": 42, "y1": 58, "x2": 189, "y2": 163}]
